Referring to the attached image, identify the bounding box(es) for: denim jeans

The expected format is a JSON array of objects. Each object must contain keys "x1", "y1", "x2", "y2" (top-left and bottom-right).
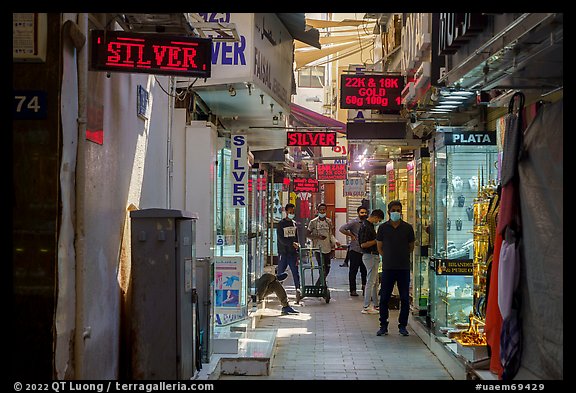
[
  {"x1": 379, "y1": 269, "x2": 410, "y2": 329},
  {"x1": 362, "y1": 253, "x2": 380, "y2": 308},
  {"x1": 277, "y1": 253, "x2": 300, "y2": 289}
]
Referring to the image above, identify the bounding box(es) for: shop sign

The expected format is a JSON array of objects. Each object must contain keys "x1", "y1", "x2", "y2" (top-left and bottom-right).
[
  {"x1": 340, "y1": 74, "x2": 404, "y2": 113},
  {"x1": 444, "y1": 131, "x2": 496, "y2": 145},
  {"x1": 293, "y1": 177, "x2": 318, "y2": 193},
  {"x1": 90, "y1": 30, "x2": 212, "y2": 78},
  {"x1": 287, "y1": 131, "x2": 337, "y2": 147},
  {"x1": 400, "y1": 13, "x2": 431, "y2": 75},
  {"x1": 198, "y1": 13, "x2": 248, "y2": 66},
  {"x1": 344, "y1": 178, "x2": 365, "y2": 197},
  {"x1": 253, "y1": 13, "x2": 293, "y2": 107},
  {"x1": 433, "y1": 258, "x2": 473, "y2": 275},
  {"x1": 231, "y1": 135, "x2": 248, "y2": 207},
  {"x1": 317, "y1": 164, "x2": 346, "y2": 180},
  {"x1": 248, "y1": 177, "x2": 267, "y2": 192},
  {"x1": 438, "y1": 13, "x2": 486, "y2": 56}
]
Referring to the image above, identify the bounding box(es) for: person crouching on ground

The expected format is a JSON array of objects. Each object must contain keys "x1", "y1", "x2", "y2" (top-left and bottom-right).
[{"x1": 255, "y1": 272, "x2": 299, "y2": 315}]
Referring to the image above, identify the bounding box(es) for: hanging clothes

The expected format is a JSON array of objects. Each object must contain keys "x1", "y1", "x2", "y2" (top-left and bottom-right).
[
  {"x1": 485, "y1": 229, "x2": 504, "y2": 377},
  {"x1": 298, "y1": 192, "x2": 311, "y2": 219},
  {"x1": 495, "y1": 92, "x2": 526, "y2": 380},
  {"x1": 497, "y1": 93, "x2": 525, "y2": 237}
]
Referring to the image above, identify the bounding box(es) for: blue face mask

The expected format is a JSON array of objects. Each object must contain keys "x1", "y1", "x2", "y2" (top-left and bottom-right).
[
  {"x1": 390, "y1": 211, "x2": 401, "y2": 222},
  {"x1": 318, "y1": 213, "x2": 326, "y2": 218},
  {"x1": 287, "y1": 213, "x2": 295, "y2": 220}
]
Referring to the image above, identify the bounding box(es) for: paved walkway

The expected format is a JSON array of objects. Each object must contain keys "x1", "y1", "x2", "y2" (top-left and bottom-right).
[{"x1": 220, "y1": 258, "x2": 453, "y2": 380}]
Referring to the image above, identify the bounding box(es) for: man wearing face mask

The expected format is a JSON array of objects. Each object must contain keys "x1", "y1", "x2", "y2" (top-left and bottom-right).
[
  {"x1": 339, "y1": 206, "x2": 369, "y2": 296},
  {"x1": 277, "y1": 203, "x2": 301, "y2": 295},
  {"x1": 307, "y1": 203, "x2": 340, "y2": 287},
  {"x1": 375, "y1": 200, "x2": 415, "y2": 337}
]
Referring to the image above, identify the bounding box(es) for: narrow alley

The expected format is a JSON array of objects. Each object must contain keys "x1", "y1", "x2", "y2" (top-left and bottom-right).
[{"x1": 219, "y1": 258, "x2": 452, "y2": 380}]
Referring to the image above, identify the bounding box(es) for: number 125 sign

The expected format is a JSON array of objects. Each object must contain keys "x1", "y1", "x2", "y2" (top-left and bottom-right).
[{"x1": 340, "y1": 74, "x2": 404, "y2": 113}]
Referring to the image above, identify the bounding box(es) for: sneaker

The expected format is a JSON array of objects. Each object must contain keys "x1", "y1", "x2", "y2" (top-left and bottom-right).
[
  {"x1": 361, "y1": 307, "x2": 379, "y2": 314},
  {"x1": 376, "y1": 327, "x2": 388, "y2": 336},
  {"x1": 374, "y1": 306, "x2": 380, "y2": 311},
  {"x1": 276, "y1": 272, "x2": 288, "y2": 282},
  {"x1": 281, "y1": 306, "x2": 299, "y2": 315},
  {"x1": 399, "y1": 326, "x2": 410, "y2": 336},
  {"x1": 350, "y1": 291, "x2": 359, "y2": 296},
  {"x1": 340, "y1": 263, "x2": 349, "y2": 267}
]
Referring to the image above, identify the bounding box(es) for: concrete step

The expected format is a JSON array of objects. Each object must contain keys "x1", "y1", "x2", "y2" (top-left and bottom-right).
[{"x1": 195, "y1": 326, "x2": 277, "y2": 379}]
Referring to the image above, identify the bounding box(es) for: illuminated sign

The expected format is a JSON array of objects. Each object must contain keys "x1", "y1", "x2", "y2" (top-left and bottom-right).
[
  {"x1": 293, "y1": 178, "x2": 318, "y2": 193},
  {"x1": 340, "y1": 74, "x2": 404, "y2": 113},
  {"x1": 317, "y1": 164, "x2": 347, "y2": 180},
  {"x1": 90, "y1": 30, "x2": 212, "y2": 78},
  {"x1": 287, "y1": 131, "x2": 337, "y2": 147}
]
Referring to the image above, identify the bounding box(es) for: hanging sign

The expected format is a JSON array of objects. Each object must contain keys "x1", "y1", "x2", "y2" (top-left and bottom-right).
[
  {"x1": 340, "y1": 74, "x2": 404, "y2": 113},
  {"x1": 317, "y1": 164, "x2": 347, "y2": 180},
  {"x1": 231, "y1": 135, "x2": 248, "y2": 207},
  {"x1": 287, "y1": 131, "x2": 337, "y2": 146},
  {"x1": 90, "y1": 30, "x2": 212, "y2": 78},
  {"x1": 344, "y1": 178, "x2": 365, "y2": 197},
  {"x1": 293, "y1": 177, "x2": 318, "y2": 193}
]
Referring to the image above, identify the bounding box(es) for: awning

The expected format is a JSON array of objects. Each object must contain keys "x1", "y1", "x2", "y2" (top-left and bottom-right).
[
  {"x1": 289, "y1": 102, "x2": 346, "y2": 134},
  {"x1": 276, "y1": 13, "x2": 321, "y2": 49}
]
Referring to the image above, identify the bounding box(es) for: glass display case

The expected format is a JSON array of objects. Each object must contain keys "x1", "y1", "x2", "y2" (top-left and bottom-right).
[
  {"x1": 429, "y1": 129, "x2": 498, "y2": 335},
  {"x1": 369, "y1": 174, "x2": 387, "y2": 212},
  {"x1": 411, "y1": 149, "x2": 431, "y2": 318},
  {"x1": 215, "y1": 140, "x2": 249, "y2": 326}
]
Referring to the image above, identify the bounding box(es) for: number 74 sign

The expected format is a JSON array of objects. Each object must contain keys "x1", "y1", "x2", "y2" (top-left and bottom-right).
[{"x1": 14, "y1": 90, "x2": 47, "y2": 119}]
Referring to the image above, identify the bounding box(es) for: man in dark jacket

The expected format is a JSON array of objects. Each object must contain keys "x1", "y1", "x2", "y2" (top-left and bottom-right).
[{"x1": 276, "y1": 203, "x2": 301, "y2": 296}]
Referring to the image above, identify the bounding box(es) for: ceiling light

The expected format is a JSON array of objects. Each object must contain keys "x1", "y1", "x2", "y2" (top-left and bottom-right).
[
  {"x1": 272, "y1": 115, "x2": 279, "y2": 125},
  {"x1": 438, "y1": 100, "x2": 465, "y2": 105},
  {"x1": 228, "y1": 85, "x2": 236, "y2": 96}
]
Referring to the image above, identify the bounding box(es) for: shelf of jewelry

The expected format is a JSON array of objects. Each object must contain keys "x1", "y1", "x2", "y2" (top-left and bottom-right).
[{"x1": 432, "y1": 147, "x2": 498, "y2": 330}]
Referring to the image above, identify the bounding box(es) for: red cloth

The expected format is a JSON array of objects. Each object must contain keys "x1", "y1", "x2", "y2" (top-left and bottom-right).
[{"x1": 485, "y1": 230, "x2": 504, "y2": 378}]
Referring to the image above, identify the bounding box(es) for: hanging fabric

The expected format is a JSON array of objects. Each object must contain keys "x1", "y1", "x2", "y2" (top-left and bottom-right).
[
  {"x1": 497, "y1": 92, "x2": 525, "y2": 236},
  {"x1": 485, "y1": 229, "x2": 504, "y2": 376},
  {"x1": 496, "y1": 91, "x2": 525, "y2": 380},
  {"x1": 517, "y1": 98, "x2": 563, "y2": 379}
]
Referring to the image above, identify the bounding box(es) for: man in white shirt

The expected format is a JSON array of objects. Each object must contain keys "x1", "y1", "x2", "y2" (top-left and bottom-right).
[{"x1": 307, "y1": 203, "x2": 340, "y2": 286}]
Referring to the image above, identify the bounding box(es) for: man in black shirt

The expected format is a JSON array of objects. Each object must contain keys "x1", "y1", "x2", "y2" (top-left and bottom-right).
[
  {"x1": 375, "y1": 200, "x2": 415, "y2": 337},
  {"x1": 276, "y1": 203, "x2": 301, "y2": 295}
]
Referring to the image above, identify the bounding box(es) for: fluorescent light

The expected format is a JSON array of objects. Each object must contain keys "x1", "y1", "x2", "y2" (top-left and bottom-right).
[
  {"x1": 435, "y1": 105, "x2": 458, "y2": 109},
  {"x1": 438, "y1": 100, "x2": 465, "y2": 104}
]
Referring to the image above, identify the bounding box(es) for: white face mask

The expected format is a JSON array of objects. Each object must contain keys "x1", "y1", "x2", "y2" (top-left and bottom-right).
[
  {"x1": 318, "y1": 213, "x2": 326, "y2": 218},
  {"x1": 287, "y1": 213, "x2": 295, "y2": 220}
]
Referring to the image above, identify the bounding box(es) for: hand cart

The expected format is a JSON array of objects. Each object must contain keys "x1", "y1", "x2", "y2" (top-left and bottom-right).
[{"x1": 296, "y1": 247, "x2": 330, "y2": 304}]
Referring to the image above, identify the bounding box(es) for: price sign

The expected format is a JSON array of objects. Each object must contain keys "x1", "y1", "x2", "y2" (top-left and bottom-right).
[{"x1": 340, "y1": 74, "x2": 404, "y2": 113}]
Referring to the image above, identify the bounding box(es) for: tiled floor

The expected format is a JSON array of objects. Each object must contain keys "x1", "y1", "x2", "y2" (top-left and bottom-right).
[{"x1": 219, "y1": 259, "x2": 453, "y2": 380}]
